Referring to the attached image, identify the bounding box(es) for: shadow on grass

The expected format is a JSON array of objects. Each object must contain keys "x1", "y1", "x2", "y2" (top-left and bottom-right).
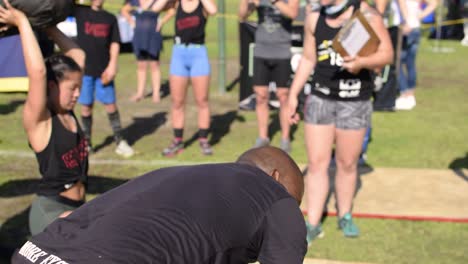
[
  {"x1": 0, "y1": 175, "x2": 129, "y2": 262},
  {"x1": 0, "y1": 207, "x2": 28, "y2": 264},
  {"x1": 0, "y1": 99, "x2": 25, "y2": 115},
  {"x1": 93, "y1": 111, "x2": 168, "y2": 153},
  {"x1": 449, "y1": 152, "x2": 468, "y2": 182},
  {"x1": 184, "y1": 110, "x2": 246, "y2": 149},
  {"x1": 302, "y1": 164, "x2": 374, "y2": 223}
]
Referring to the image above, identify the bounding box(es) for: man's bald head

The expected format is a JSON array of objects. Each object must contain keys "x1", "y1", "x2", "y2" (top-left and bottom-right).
[{"x1": 236, "y1": 146, "x2": 304, "y2": 204}]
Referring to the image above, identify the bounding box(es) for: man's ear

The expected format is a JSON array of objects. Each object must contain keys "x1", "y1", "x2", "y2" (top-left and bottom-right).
[{"x1": 271, "y1": 169, "x2": 280, "y2": 182}]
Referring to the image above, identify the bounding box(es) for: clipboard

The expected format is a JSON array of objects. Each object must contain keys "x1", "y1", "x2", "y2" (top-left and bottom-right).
[{"x1": 332, "y1": 10, "x2": 380, "y2": 58}]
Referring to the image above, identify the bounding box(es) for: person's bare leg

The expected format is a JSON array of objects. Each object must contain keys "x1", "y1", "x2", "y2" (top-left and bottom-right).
[
  {"x1": 103, "y1": 103, "x2": 117, "y2": 113},
  {"x1": 334, "y1": 128, "x2": 366, "y2": 217},
  {"x1": 81, "y1": 105, "x2": 93, "y2": 117},
  {"x1": 169, "y1": 75, "x2": 189, "y2": 129},
  {"x1": 276, "y1": 87, "x2": 290, "y2": 141},
  {"x1": 131, "y1": 60, "x2": 147, "y2": 102},
  {"x1": 305, "y1": 123, "x2": 335, "y2": 226},
  {"x1": 254, "y1": 85, "x2": 269, "y2": 140},
  {"x1": 149, "y1": 60, "x2": 161, "y2": 103},
  {"x1": 191, "y1": 75, "x2": 210, "y2": 130}
]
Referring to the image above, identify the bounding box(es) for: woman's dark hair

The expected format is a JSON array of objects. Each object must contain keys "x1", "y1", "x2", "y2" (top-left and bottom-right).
[{"x1": 45, "y1": 54, "x2": 82, "y2": 83}]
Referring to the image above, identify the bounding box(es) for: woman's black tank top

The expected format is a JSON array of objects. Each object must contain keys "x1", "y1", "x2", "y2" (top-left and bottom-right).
[
  {"x1": 312, "y1": 3, "x2": 374, "y2": 101},
  {"x1": 174, "y1": 0, "x2": 207, "y2": 44},
  {"x1": 34, "y1": 111, "x2": 88, "y2": 197}
]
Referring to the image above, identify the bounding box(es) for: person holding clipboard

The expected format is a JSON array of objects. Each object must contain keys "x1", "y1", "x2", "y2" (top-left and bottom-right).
[{"x1": 287, "y1": 0, "x2": 393, "y2": 243}]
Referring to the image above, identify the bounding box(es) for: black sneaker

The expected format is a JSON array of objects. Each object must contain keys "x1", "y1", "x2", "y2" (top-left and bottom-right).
[
  {"x1": 199, "y1": 138, "x2": 213, "y2": 155},
  {"x1": 162, "y1": 139, "x2": 184, "y2": 157}
]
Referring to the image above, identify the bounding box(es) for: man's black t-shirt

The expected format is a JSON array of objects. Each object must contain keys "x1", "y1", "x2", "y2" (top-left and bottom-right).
[
  {"x1": 12, "y1": 163, "x2": 307, "y2": 264},
  {"x1": 74, "y1": 5, "x2": 120, "y2": 77}
]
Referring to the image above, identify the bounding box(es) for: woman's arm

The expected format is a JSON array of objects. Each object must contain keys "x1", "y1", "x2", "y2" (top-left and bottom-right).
[
  {"x1": 239, "y1": 0, "x2": 258, "y2": 22},
  {"x1": 157, "y1": 6, "x2": 176, "y2": 32},
  {"x1": 288, "y1": 12, "x2": 318, "y2": 124},
  {"x1": 342, "y1": 4, "x2": 394, "y2": 74},
  {"x1": 272, "y1": 0, "x2": 300, "y2": 20},
  {"x1": 44, "y1": 27, "x2": 85, "y2": 70},
  {"x1": 419, "y1": 0, "x2": 438, "y2": 21},
  {"x1": 200, "y1": 0, "x2": 217, "y2": 16},
  {"x1": 121, "y1": 2, "x2": 136, "y2": 28},
  {"x1": 151, "y1": 0, "x2": 173, "y2": 12}
]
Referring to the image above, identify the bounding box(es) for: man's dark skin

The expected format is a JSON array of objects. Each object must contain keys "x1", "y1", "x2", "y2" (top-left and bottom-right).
[{"x1": 237, "y1": 146, "x2": 304, "y2": 204}]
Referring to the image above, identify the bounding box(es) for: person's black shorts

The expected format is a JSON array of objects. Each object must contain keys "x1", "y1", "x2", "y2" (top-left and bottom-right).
[
  {"x1": 253, "y1": 57, "x2": 291, "y2": 88},
  {"x1": 135, "y1": 50, "x2": 160, "y2": 61}
]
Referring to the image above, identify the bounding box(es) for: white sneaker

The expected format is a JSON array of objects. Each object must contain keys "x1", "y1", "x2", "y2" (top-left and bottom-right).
[
  {"x1": 461, "y1": 37, "x2": 468, "y2": 47},
  {"x1": 395, "y1": 96, "x2": 416, "y2": 110},
  {"x1": 115, "y1": 140, "x2": 134, "y2": 158}
]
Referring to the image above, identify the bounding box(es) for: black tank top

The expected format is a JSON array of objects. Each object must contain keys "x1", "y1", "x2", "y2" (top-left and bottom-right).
[
  {"x1": 312, "y1": 3, "x2": 374, "y2": 101},
  {"x1": 174, "y1": 1, "x2": 206, "y2": 44},
  {"x1": 34, "y1": 111, "x2": 88, "y2": 197}
]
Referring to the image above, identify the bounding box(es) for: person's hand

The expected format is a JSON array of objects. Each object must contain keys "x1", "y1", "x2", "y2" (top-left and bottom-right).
[
  {"x1": 342, "y1": 56, "x2": 363, "y2": 75},
  {"x1": 129, "y1": 17, "x2": 136, "y2": 29},
  {"x1": 288, "y1": 95, "x2": 300, "y2": 125},
  {"x1": 101, "y1": 65, "x2": 117, "y2": 85},
  {"x1": 0, "y1": 0, "x2": 27, "y2": 29},
  {"x1": 156, "y1": 19, "x2": 163, "y2": 32},
  {"x1": 401, "y1": 23, "x2": 411, "y2": 35}
]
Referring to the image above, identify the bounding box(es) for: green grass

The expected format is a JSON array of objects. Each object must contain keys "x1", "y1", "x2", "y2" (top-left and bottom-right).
[
  {"x1": 306, "y1": 217, "x2": 468, "y2": 264},
  {"x1": 1, "y1": 2, "x2": 468, "y2": 263}
]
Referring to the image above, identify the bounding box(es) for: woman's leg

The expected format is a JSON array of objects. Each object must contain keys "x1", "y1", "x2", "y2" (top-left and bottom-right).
[
  {"x1": 405, "y1": 30, "x2": 421, "y2": 94},
  {"x1": 275, "y1": 87, "x2": 291, "y2": 142},
  {"x1": 254, "y1": 86, "x2": 270, "y2": 141},
  {"x1": 191, "y1": 75, "x2": 211, "y2": 131},
  {"x1": 305, "y1": 123, "x2": 335, "y2": 227},
  {"x1": 149, "y1": 60, "x2": 161, "y2": 103},
  {"x1": 334, "y1": 128, "x2": 366, "y2": 217},
  {"x1": 169, "y1": 75, "x2": 189, "y2": 130},
  {"x1": 131, "y1": 60, "x2": 148, "y2": 102}
]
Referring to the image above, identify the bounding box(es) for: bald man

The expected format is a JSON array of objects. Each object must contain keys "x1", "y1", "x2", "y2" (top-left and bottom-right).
[{"x1": 12, "y1": 147, "x2": 307, "y2": 264}]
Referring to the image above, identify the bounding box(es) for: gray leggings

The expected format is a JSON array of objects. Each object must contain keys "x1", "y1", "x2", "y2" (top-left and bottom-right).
[{"x1": 29, "y1": 196, "x2": 79, "y2": 235}]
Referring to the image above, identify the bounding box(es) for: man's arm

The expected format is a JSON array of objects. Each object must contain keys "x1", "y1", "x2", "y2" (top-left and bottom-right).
[
  {"x1": 102, "y1": 17, "x2": 121, "y2": 84},
  {"x1": 257, "y1": 198, "x2": 307, "y2": 264}
]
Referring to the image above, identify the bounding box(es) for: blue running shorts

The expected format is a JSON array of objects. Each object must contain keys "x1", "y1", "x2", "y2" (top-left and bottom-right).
[
  {"x1": 78, "y1": 75, "x2": 116, "y2": 105},
  {"x1": 170, "y1": 44, "x2": 211, "y2": 77}
]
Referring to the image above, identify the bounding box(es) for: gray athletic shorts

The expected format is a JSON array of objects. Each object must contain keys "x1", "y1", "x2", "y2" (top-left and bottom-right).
[
  {"x1": 29, "y1": 195, "x2": 81, "y2": 235},
  {"x1": 304, "y1": 94, "x2": 372, "y2": 129}
]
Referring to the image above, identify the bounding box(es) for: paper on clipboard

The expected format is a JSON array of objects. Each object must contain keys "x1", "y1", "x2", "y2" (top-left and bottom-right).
[{"x1": 332, "y1": 10, "x2": 380, "y2": 58}]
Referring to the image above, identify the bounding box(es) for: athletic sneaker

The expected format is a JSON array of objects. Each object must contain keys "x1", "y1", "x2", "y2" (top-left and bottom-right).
[
  {"x1": 280, "y1": 138, "x2": 291, "y2": 153},
  {"x1": 306, "y1": 222, "x2": 324, "y2": 245},
  {"x1": 115, "y1": 140, "x2": 134, "y2": 158},
  {"x1": 253, "y1": 137, "x2": 270, "y2": 148},
  {"x1": 461, "y1": 37, "x2": 468, "y2": 47},
  {"x1": 338, "y1": 213, "x2": 359, "y2": 237},
  {"x1": 199, "y1": 138, "x2": 213, "y2": 155},
  {"x1": 162, "y1": 138, "x2": 184, "y2": 157},
  {"x1": 395, "y1": 96, "x2": 416, "y2": 110}
]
